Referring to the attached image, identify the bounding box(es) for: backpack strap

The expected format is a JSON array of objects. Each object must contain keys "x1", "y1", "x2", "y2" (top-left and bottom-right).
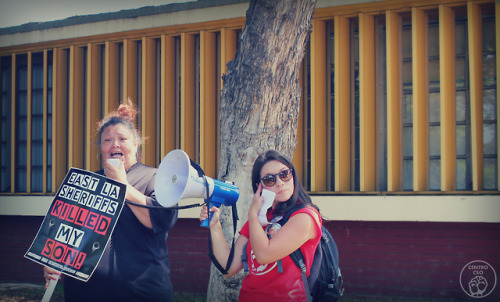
[
  {"x1": 242, "y1": 242, "x2": 249, "y2": 272},
  {"x1": 280, "y1": 204, "x2": 314, "y2": 302},
  {"x1": 279, "y1": 203, "x2": 306, "y2": 225},
  {"x1": 290, "y1": 250, "x2": 312, "y2": 302}
]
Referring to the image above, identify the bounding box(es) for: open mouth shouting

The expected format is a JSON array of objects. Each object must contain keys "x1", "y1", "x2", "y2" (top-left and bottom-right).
[{"x1": 109, "y1": 152, "x2": 124, "y2": 161}]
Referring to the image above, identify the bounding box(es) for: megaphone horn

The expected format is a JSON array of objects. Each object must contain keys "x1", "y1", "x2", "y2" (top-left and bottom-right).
[
  {"x1": 155, "y1": 150, "x2": 240, "y2": 228},
  {"x1": 155, "y1": 150, "x2": 209, "y2": 207}
]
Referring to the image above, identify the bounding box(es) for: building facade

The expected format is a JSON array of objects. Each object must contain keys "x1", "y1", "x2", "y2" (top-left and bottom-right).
[{"x1": 1, "y1": 0, "x2": 499, "y2": 299}]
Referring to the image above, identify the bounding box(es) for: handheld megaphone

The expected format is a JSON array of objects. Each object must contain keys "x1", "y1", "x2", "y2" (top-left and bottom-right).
[{"x1": 155, "y1": 149, "x2": 239, "y2": 227}]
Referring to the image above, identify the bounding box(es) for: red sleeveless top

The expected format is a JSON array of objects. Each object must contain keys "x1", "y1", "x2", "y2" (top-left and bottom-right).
[{"x1": 238, "y1": 206, "x2": 322, "y2": 302}]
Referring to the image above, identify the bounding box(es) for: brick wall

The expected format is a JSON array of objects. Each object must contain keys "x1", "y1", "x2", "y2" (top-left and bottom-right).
[
  {"x1": 167, "y1": 218, "x2": 210, "y2": 293},
  {"x1": 0, "y1": 216, "x2": 45, "y2": 283},
  {"x1": 327, "y1": 220, "x2": 500, "y2": 300},
  {"x1": 1, "y1": 216, "x2": 499, "y2": 300}
]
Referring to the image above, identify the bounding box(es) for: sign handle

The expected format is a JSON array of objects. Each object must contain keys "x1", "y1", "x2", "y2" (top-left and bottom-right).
[{"x1": 41, "y1": 275, "x2": 59, "y2": 302}]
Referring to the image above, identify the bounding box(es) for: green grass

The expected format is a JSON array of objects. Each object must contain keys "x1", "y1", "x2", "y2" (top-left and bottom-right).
[
  {"x1": 0, "y1": 284, "x2": 63, "y2": 302},
  {"x1": 0, "y1": 283, "x2": 205, "y2": 302},
  {"x1": 0, "y1": 284, "x2": 462, "y2": 302}
]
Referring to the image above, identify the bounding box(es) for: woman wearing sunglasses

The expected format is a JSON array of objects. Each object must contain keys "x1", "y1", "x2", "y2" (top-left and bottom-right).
[{"x1": 200, "y1": 150, "x2": 322, "y2": 301}]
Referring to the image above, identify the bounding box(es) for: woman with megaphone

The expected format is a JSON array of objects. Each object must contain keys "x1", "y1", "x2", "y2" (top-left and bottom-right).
[
  {"x1": 200, "y1": 150, "x2": 322, "y2": 302},
  {"x1": 44, "y1": 101, "x2": 178, "y2": 302}
]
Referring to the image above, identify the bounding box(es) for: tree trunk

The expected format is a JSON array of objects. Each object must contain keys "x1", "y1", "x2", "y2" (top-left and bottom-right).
[{"x1": 207, "y1": 0, "x2": 317, "y2": 300}]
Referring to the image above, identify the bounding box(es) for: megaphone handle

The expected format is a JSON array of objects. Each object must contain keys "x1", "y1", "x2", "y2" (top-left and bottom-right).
[{"x1": 200, "y1": 201, "x2": 212, "y2": 228}]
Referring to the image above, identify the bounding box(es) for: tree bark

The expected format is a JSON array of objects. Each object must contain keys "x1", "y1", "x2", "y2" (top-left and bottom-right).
[{"x1": 207, "y1": 0, "x2": 317, "y2": 300}]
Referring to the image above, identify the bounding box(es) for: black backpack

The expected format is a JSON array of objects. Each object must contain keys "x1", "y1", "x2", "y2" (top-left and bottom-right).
[{"x1": 280, "y1": 204, "x2": 344, "y2": 302}]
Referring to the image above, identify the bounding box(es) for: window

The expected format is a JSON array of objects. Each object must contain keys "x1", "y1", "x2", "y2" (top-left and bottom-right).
[
  {"x1": 31, "y1": 52, "x2": 44, "y2": 192},
  {"x1": 47, "y1": 51, "x2": 53, "y2": 192},
  {"x1": 402, "y1": 14, "x2": 413, "y2": 191},
  {"x1": 455, "y1": 19, "x2": 471, "y2": 190},
  {"x1": 16, "y1": 54, "x2": 28, "y2": 192},
  {"x1": 0, "y1": 56, "x2": 12, "y2": 192},
  {"x1": 482, "y1": 14, "x2": 497, "y2": 190},
  {"x1": 303, "y1": 3, "x2": 496, "y2": 193}
]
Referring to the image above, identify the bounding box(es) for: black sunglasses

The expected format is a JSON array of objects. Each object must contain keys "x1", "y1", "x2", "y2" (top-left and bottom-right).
[{"x1": 260, "y1": 168, "x2": 293, "y2": 187}]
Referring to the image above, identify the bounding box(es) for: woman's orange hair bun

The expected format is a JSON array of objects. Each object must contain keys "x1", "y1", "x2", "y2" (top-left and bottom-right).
[{"x1": 116, "y1": 102, "x2": 137, "y2": 122}]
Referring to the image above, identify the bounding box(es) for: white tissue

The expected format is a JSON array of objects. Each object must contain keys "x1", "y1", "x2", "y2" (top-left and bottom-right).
[
  {"x1": 258, "y1": 189, "x2": 275, "y2": 226},
  {"x1": 107, "y1": 158, "x2": 120, "y2": 168}
]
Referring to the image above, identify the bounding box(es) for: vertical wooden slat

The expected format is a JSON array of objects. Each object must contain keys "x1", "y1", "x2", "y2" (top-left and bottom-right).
[
  {"x1": 412, "y1": 7, "x2": 429, "y2": 191},
  {"x1": 68, "y1": 46, "x2": 74, "y2": 168},
  {"x1": 27, "y1": 52, "x2": 32, "y2": 192},
  {"x1": 75, "y1": 46, "x2": 85, "y2": 169},
  {"x1": 86, "y1": 44, "x2": 102, "y2": 172},
  {"x1": 310, "y1": 19, "x2": 328, "y2": 191},
  {"x1": 160, "y1": 35, "x2": 177, "y2": 157},
  {"x1": 359, "y1": 13, "x2": 376, "y2": 191},
  {"x1": 104, "y1": 41, "x2": 119, "y2": 115},
  {"x1": 386, "y1": 11, "x2": 402, "y2": 192},
  {"x1": 200, "y1": 31, "x2": 217, "y2": 178},
  {"x1": 180, "y1": 33, "x2": 196, "y2": 159},
  {"x1": 50, "y1": 51, "x2": 56, "y2": 192},
  {"x1": 334, "y1": 16, "x2": 351, "y2": 191},
  {"x1": 123, "y1": 39, "x2": 138, "y2": 105},
  {"x1": 220, "y1": 28, "x2": 237, "y2": 87},
  {"x1": 439, "y1": 5, "x2": 457, "y2": 191},
  {"x1": 219, "y1": 28, "x2": 237, "y2": 177},
  {"x1": 141, "y1": 37, "x2": 157, "y2": 167},
  {"x1": 326, "y1": 24, "x2": 333, "y2": 192},
  {"x1": 10, "y1": 54, "x2": 16, "y2": 192},
  {"x1": 43, "y1": 50, "x2": 48, "y2": 193},
  {"x1": 104, "y1": 42, "x2": 111, "y2": 115},
  {"x1": 69, "y1": 46, "x2": 85, "y2": 169},
  {"x1": 468, "y1": 1, "x2": 484, "y2": 191},
  {"x1": 294, "y1": 62, "x2": 305, "y2": 181},
  {"x1": 53, "y1": 48, "x2": 69, "y2": 189}
]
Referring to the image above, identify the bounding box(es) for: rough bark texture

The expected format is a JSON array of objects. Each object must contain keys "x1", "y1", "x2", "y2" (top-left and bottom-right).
[{"x1": 207, "y1": 0, "x2": 317, "y2": 300}]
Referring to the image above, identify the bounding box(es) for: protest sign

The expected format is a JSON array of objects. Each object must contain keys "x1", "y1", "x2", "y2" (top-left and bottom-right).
[{"x1": 25, "y1": 167, "x2": 126, "y2": 282}]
